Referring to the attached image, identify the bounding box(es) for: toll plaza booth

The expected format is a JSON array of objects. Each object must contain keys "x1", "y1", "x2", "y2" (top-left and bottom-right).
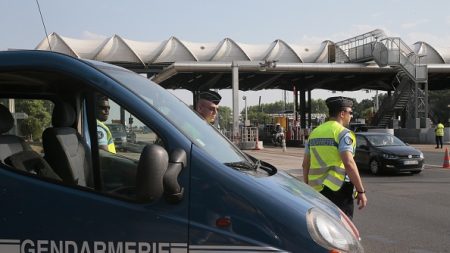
[
  {"x1": 223, "y1": 122, "x2": 263, "y2": 150},
  {"x1": 260, "y1": 113, "x2": 311, "y2": 147},
  {"x1": 229, "y1": 113, "x2": 323, "y2": 150},
  {"x1": 238, "y1": 126, "x2": 263, "y2": 150}
]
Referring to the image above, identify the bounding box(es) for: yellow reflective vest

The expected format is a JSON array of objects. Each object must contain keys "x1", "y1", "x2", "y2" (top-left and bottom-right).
[
  {"x1": 436, "y1": 123, "x2": 444, "y2": 137},
  {"x1": 307, "y1": 121, "x2": 356, "y2": 192},
  {"x1": 97, "y1": 120, "x2": 116, "y2": 154}
]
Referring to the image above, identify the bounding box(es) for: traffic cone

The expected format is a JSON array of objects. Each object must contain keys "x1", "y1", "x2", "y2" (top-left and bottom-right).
[{"x1": 443, "y1": 148, "x2": 450, "y2": 169}]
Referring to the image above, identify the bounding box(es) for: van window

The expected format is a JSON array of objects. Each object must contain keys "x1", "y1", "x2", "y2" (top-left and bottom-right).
[
  {"x1": 0, "y1": 98, "x2": 53, "y2": 150},
  {"x1": 0, "y1": 96, "x2": 165, "y2": 201},
  {"x1": 0, "y1": 98, "x2": 59, "y2": 180},
  {"x1": 99, "y1": 66, "x2": 248, "y2": 164},
  {"x1": 91, "y1": 95, "x2": 165, "y2": 198}
]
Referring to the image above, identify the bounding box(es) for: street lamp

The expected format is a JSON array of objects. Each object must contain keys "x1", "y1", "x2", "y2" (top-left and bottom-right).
[{"x1": 242, "y1": 95, "x2": 248, "y2": 126}]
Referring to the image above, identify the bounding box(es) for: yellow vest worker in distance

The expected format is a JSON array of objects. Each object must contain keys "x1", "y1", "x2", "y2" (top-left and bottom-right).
[
  {"x1": 96, "y1": 95, "x2": 116, "y2": 154},
  {"x1": 435, "y1": 121, "x2": 445, "y2": 149},
  {"x1": 302, "y1": 96, "x2": 367, "y2": 219}
]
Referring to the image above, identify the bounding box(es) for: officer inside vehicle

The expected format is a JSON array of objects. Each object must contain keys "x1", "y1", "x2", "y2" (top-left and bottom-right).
[
  {"x1": 302, "y1": 96, "x2": 367, "y2": 219},
  {"x1": 96, "y1": 95, "x2": 116, "y2": 154}
]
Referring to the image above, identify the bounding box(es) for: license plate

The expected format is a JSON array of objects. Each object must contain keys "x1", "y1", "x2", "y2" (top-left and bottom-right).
[{"x1": 404, "y1": 160, "x2": 418, "y2": 165}]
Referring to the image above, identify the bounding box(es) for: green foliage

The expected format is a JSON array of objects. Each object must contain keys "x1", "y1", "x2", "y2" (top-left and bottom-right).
[
  {"x1": 218, "y1": 106, "x2": 232, "y2": 130},
  {"x1": 310, "y1": 99, "x2": 327, "y2": 114},
  {"x1": 429, "y1": 90, "x2": 450, "y2": 126},
  {"x1": 353, "y1": 99, "x2": 374, "y2": 120},
  {"x1": 15, "y1": 100, "x2": 52, "y2": 141},
  {"x1": 19, "y1": 118, "x2": 41, "y2": 141},
  {"x1": 255, "y1": 101, "x2": 294, "y2": 114},
  {"x1": 235, "y1": 99, "x2": 330, "y2": 125}
]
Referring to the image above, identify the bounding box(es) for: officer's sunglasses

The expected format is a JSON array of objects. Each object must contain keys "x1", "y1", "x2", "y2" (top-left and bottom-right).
[{"x1": 343, "y1": 109, "x2": 353, "y2": 115}]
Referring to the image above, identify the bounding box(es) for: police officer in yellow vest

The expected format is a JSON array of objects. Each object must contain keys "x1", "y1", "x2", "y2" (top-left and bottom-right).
[
  {"x1": 96, "y1": 95, "x2": 116, "y2": 154},
  {"x1": 435, "y1": 121, "x2": 445, "y2": 149},
  {"x1": 302, "y1": 96, "x2": 367, "y2": 219}
]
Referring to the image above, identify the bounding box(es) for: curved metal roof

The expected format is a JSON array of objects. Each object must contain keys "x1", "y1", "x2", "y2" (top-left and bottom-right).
[
  {"x1": 35, "y1": 31, "x2": 450, "y2": 91},
  {"x1": 35, "y1": 32, "x2": 327, "y2": 64}
]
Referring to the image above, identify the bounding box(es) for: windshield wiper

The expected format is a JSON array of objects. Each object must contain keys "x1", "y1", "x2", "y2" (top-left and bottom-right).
[
  {"x1": 252, "y1": 159, "x2": 261, "y2": 170},
  {"x1": 224, "y1": 161, "x2": 255, "y2": 170}
]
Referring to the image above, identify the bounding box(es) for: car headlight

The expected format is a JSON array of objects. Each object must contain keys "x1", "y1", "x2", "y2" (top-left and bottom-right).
[
  {"x1": 419, "y1": 152, "x2": 424, "y2": 159},
  {"x1": 306, "y1": 208, "x2": 364, "y2": 253},
  {"x1": 382, "y1": 153, "x2": 397, "y2": 159}
]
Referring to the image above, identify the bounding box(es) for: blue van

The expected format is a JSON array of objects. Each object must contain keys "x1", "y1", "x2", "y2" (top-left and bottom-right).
[{"x1": 0, "y1": 51, "x2": 363, "y2": 253}]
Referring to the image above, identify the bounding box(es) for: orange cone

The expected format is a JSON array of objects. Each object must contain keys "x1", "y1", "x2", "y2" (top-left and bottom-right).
[{"x1": 443, "y1": 148, "x2": 450, "y2": 169}]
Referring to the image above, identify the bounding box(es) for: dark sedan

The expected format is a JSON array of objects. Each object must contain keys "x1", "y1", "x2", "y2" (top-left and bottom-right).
[{"x1": 355, "y1": 132, "x2": 424, "y2": 175}]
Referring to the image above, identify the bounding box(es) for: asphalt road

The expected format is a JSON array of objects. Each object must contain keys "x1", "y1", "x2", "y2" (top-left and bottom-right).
[
  {"x1": 354, "y1": 167, "x2": 450, "y2": 253},
  {"x1": 246, "y1": 144, "x2": 450, "y2": 253}
]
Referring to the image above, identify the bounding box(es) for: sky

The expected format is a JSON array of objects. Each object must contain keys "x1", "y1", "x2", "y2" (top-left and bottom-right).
[{"x1": 2, "y1": 0, "x2": 450, "y2": 111}]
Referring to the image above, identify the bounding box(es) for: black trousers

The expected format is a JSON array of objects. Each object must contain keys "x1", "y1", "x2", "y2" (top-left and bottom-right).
[
  {"x1": 436, "y1": 136, "x2": 443, "y2": 148},
  {"x1": 320, "y1": 182, "x2": 354, "y2": 219}
]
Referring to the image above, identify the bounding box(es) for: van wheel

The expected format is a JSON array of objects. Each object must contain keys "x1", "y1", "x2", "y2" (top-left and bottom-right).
[{"x1": 369, "y1": 159, "x2": 380, "y2": 175}]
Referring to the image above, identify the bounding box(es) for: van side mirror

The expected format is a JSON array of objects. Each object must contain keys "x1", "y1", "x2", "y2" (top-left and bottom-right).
[
  {"x1": 164, "y1": 148, "x2": 187, "y2": 204},
  {"x1": 136, "y1": 144, "x2": 168, "y2": 202}
]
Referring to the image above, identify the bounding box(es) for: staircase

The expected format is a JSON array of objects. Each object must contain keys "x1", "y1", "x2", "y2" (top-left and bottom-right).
[
  {"x1": 335, "y1": 30, "x2": 429, "y2": 128},
  {"x1": 372, "y1": 72, "x2": 413, "y2": 127}
]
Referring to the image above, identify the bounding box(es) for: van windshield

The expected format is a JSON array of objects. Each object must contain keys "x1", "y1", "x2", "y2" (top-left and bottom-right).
[{"x1": 96, "y1": 64, "x2": 248, "y2": 163}]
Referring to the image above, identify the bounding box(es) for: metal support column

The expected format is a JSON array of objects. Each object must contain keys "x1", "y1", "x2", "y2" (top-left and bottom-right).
[
  {"x1": 120, "y1": 107, "x2": 125, "y2": 125},
  {"x1": 232, "y1": 61, "x2": 240, "y2": 141},
  {"x1": 424, "y1": 81, "x2": 429, "y2": 120},
  {"x1": 375, "y1": 90, "x2": 379, "y2": 112},
  {"x1": 300, "y1": 90, "x2": 306, "y2": 129},
  {"x1": 8, "y1": 99, "x2": 16, "y2": 135},
  {"x1": 192, "y1": 90, "x2": 199, "y2": 110},
  {"x1": 414, "y1": 81, "x2": 419, "y2": 119},
  {"x1": 414, "y1": 81, "x2": 420, "y2": 129},
  {"x1": 293, "y1": 85, "x2": 298, "y2": 123},
  {"x1": 307, "y1": 90, "x2": 312, "y2": 128}
]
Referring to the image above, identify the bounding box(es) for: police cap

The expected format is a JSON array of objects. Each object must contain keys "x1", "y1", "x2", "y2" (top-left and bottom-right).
[
  {"x1": 198, "y1": 90, "x2": 222, "y2": 105},
  {"x1": 325, "y1": 96, "x2": 353, "y2": 109}
]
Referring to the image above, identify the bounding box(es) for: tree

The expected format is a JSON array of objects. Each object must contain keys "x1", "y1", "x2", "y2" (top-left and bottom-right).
[
  {"x1": 218, "y1": 106, "x2": 232, "y2": 130},
  {"x1": 15, "y1": 100, "x2": 52, "y2": 141},
  {"x1": 353, "y1": 99, "x2": 374, "y2": 121},
  {"x1": 240, "y1": 99, "x2": 329, "y2": 125},
  {"x1": 310, "y1": 99, "x2": 328, "y2": 114},
  {"x1": 258, "y1": 101, "x2": 293, "y2": 114},
  {"x1": 429, "y1": 90, "x2": 450, "y2": 126}
]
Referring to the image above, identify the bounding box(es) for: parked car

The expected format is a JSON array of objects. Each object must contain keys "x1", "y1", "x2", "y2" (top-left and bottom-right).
[
  {"x1": 106, "y1": 123, "x2": 128, "y2": 150},
  {"x1": 0, "y1": 50, "x2": 363, "y2": 252},
  {"x1": 355, "y1": 132, "x2": 424, "y2": 175}
]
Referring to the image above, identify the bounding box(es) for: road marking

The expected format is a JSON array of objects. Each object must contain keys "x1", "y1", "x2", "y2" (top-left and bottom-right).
[{"x1": 426, "y1": 164, "x2": 445, "y2": 168}]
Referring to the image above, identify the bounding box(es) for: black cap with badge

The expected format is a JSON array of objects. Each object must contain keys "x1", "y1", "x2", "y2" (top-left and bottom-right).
[
  {"x1": 198, "y1": 90, "x2": 222, "y2": 105},
  {"x1": 325, "y1": 96, "x2": 353, "y2": 109}
]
